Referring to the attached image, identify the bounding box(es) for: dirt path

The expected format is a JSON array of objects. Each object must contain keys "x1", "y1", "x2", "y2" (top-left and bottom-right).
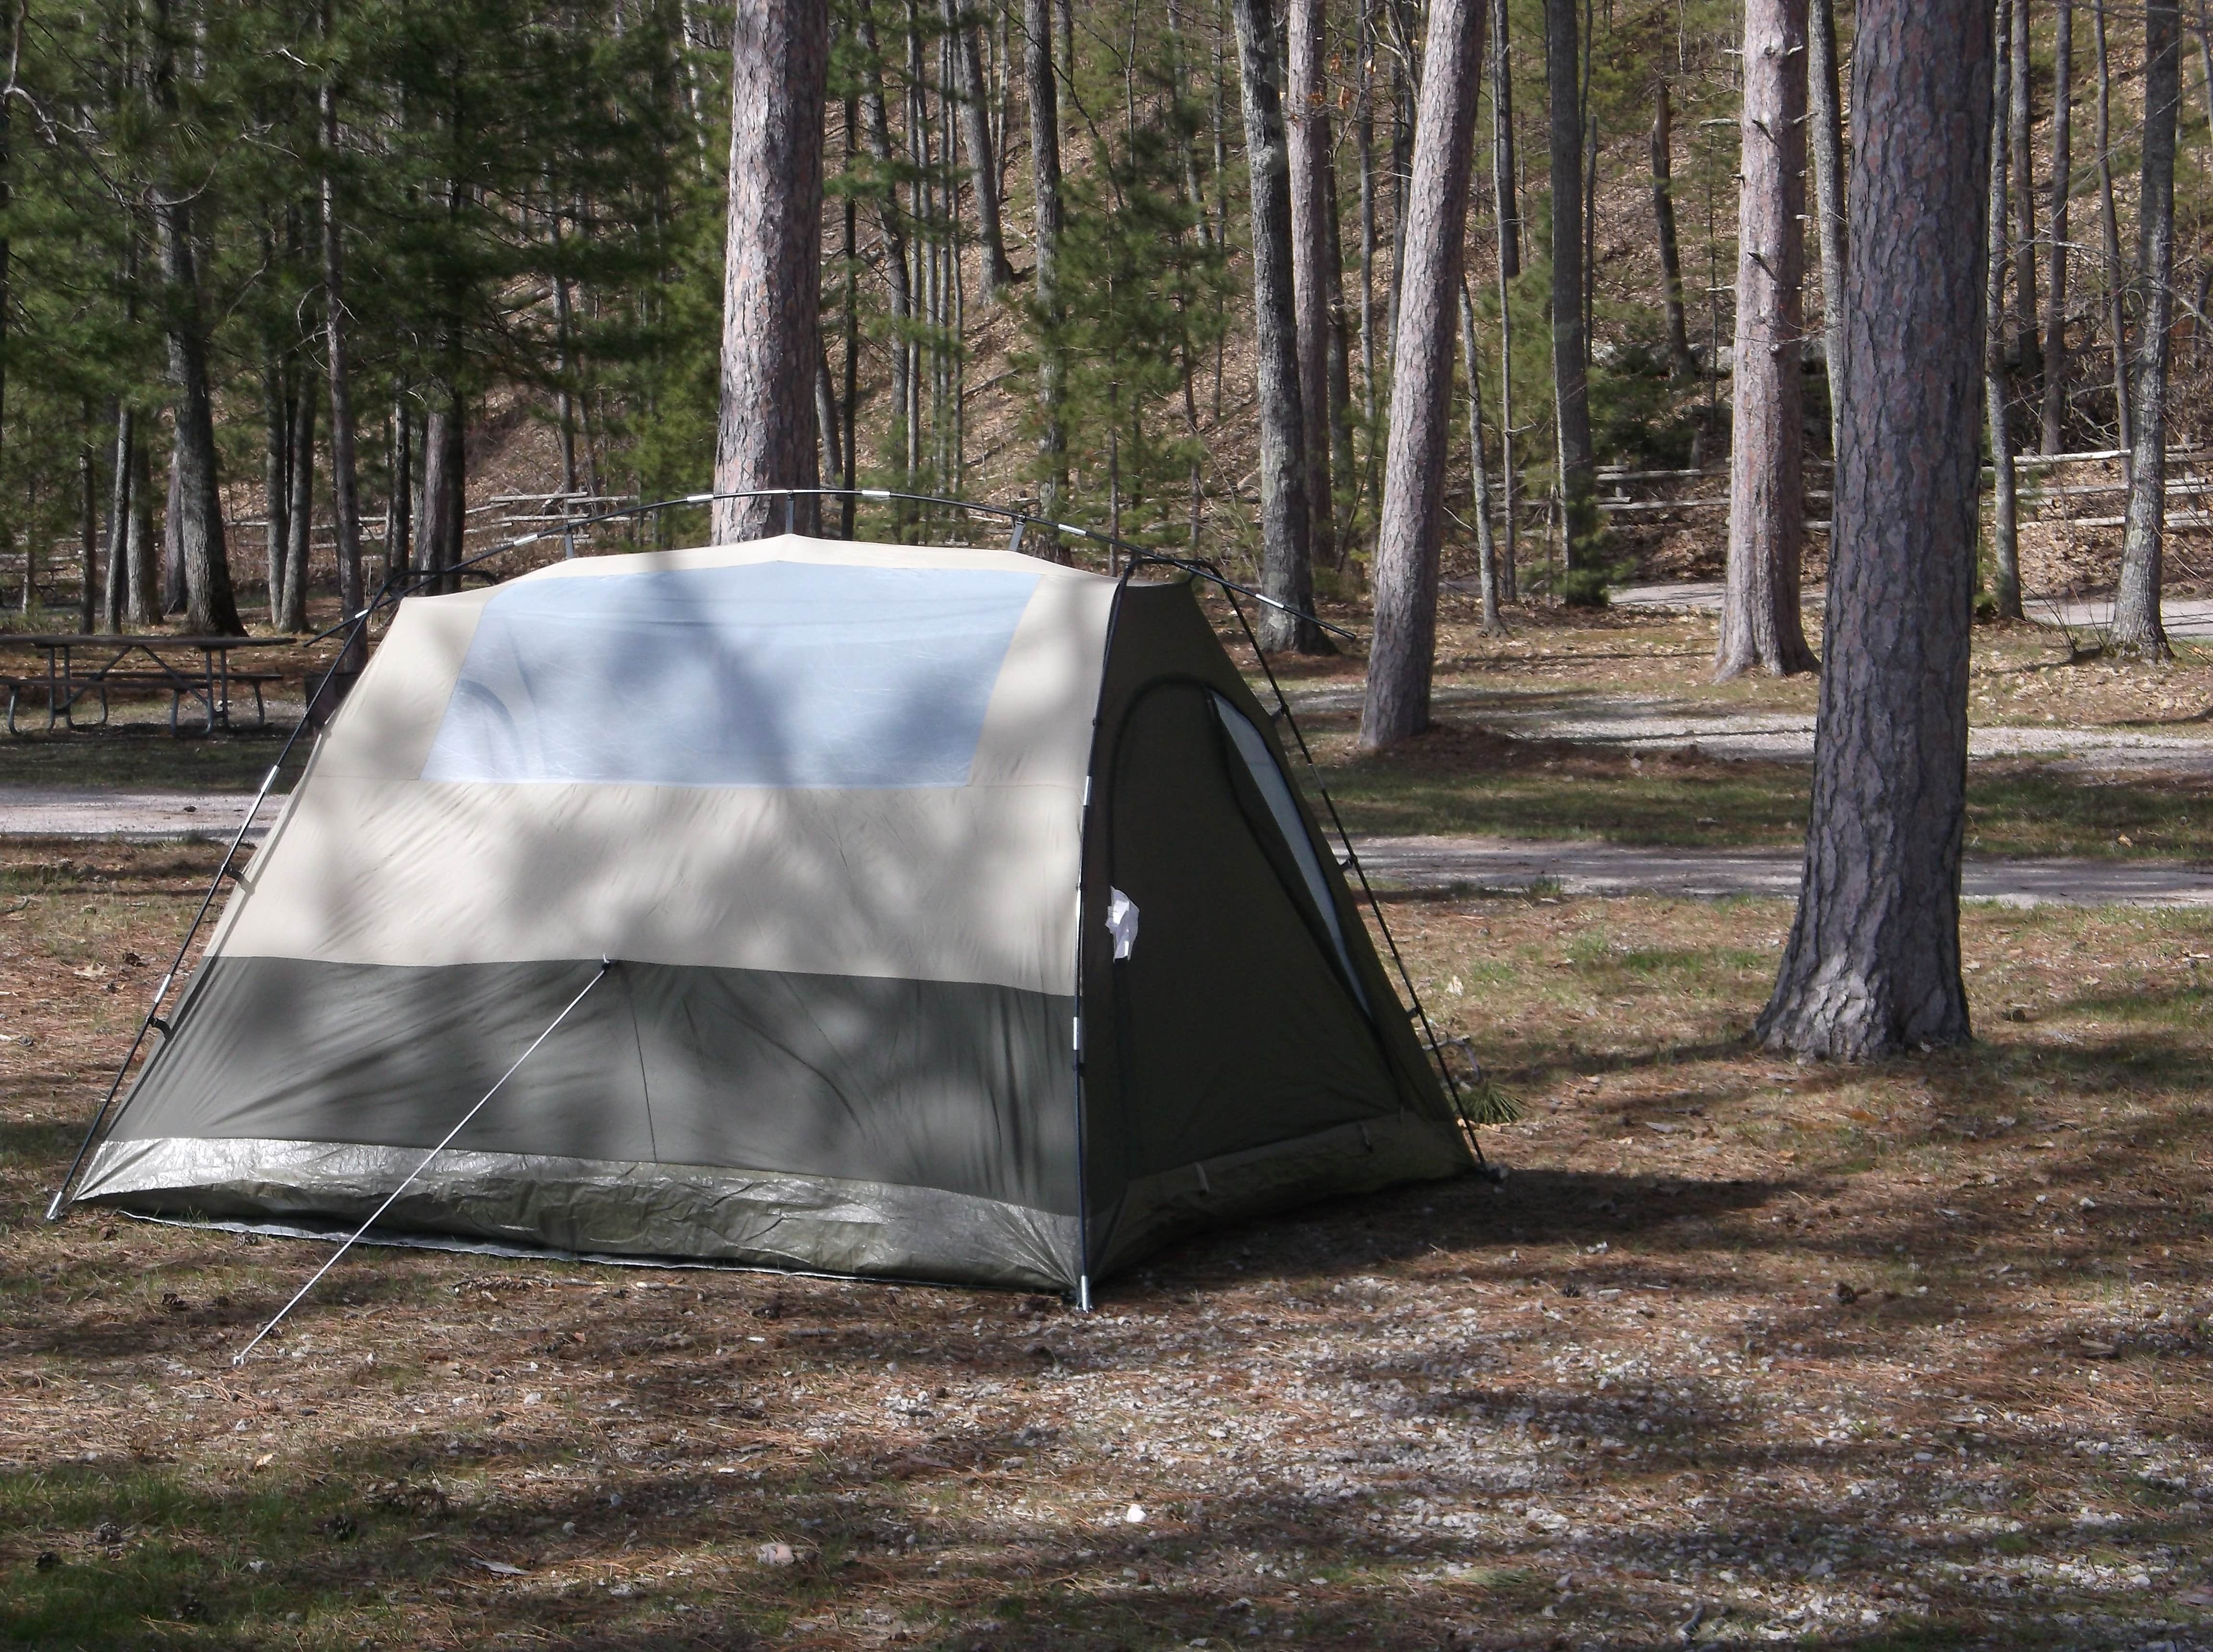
[
  {"x1": 2, "y1": 787, "x2": 2204, "y2": 907},
  {"x1": 1352, "y1": 833, "x2": 2213, "y2": 908},
  {"x1": 1284, "y1": 682, "x2": 2213, "y2": 773},
  {"x1": 1610, "y1": 578, "x2": 2213, "y2": 641}
]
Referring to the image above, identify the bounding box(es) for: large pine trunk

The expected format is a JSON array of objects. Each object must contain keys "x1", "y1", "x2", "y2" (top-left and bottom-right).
[
  {"x1": 711, "y1": 0, "x2": 827, "y2": 543},
  {"x1": 1358, "y1": 0, "x2": 1486, "y2": 748},
  {"x1": 1757, "y1": 0, "x2": 1994, "y2": 1060},
  {"x1": 2092, "y1": 7, "x2": 2130, "y2": 469},
  {"x1": 2038, "y1": 1, "x2": 2074, "y2": 453},
  {"x1": 262, "y1": 354, "x2": 290, "y2": 628},
  {"x1": 127, "y1": 433, "x2": 158, "y2": 628},
  {"x1": 856, "y1": 10, "x2": 917, "y2": 489},
  {"x1": 1543, "y1": 0, "x2": 1596, "y2": 589},
  {"x1": 1715, "y1": 0, "x2": 1817, "y2": 680},
  {"x1": 1230, "y1": 0, "x2": 1325, "y2": 653},
  {"x1": 1286, "y1": 0, "x2": 1335, "y2": 570},
  {"x1": 2110, "y1": 0, "x2": 2182, "y2": 659}
]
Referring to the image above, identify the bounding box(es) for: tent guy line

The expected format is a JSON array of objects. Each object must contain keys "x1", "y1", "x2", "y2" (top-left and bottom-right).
[{"x1": 229, "y1": 959, "x2": 614, "y2": 1367}]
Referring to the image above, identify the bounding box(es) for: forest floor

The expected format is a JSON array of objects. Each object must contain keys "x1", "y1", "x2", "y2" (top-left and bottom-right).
[
  {"x1": 3, "y1": 595, "x2": 2212, "y2": 1650},
  {"x1": 3, "y1": 843, "x2": 2213, "y2": 1650}
]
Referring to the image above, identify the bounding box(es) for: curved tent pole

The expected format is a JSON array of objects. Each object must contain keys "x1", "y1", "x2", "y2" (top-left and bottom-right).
[{"x1": 1129, "y1": 553, "x2": 1486, "y2": 1168}]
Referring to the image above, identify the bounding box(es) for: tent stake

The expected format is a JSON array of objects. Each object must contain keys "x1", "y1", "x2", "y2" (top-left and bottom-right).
[{"x1": 230, "y1": 960, "x2": 614, "y2": 1367}]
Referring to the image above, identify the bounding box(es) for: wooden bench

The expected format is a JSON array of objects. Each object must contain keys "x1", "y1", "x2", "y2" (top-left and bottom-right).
[{"x1": 3, "y1": 668, "x2": 280, "y2": 735}]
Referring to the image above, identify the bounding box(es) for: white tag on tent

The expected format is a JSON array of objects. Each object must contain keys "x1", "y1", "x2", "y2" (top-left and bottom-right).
[{"x1": 1106, "y1": 888, "x2": 1140, "y2": 960}]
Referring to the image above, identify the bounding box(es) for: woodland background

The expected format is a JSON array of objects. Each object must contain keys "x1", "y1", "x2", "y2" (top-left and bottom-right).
[{"x1": 0, "y1": 0, "x2": 2202, "y2": 631}]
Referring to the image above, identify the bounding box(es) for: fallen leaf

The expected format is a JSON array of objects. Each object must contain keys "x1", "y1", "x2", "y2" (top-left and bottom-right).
[
  {"x1": 474, "y1": 1559, "x2": 527, "y2": 1577},
  {"x1": 755, "y1": 1542, "x2": 796, "y2": 1567},
  {"x1": 252, "y1": 1453, "x2": 274, "y2": 1470}
]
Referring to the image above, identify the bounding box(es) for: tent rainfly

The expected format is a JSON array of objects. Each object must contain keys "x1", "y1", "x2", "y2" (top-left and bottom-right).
[{"x1": 70, "y1": 536, "x2": 1471, "y2": 1297}]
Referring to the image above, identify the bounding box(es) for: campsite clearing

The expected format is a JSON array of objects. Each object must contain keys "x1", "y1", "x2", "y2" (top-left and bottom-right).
[{"x1": 4, "y1": 838, "x2": 2211, "y2": 1650}]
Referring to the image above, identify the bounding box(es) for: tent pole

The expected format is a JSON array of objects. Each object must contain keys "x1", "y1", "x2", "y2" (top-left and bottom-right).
[
  {"x1": 1204, "y1": 577, "x2": 1487, "y2": 1167},
  {"x1": 231, "y1": 959, "x2": 614, "y2": 1366}
]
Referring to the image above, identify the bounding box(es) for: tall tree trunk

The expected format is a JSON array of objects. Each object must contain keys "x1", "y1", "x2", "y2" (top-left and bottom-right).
[
  {"x1": 1459, "y1": 277, "x2": 1503, "y2": 634},
  {"x1": 815, "y1": 337, "x2": 843, "y2": 487},
  {"x1": 1492, "y1": 0, "x2": 1520, "y2": 279},
  {"x1": 78, "y1": 411, "x2": 97, "y2": 633},
  {"x1": 322, "y1": 40, "x2": 365, "y2": 668},
  {"x1": 129, "y1": 432, "x2": 158, "y2": 627},
  {"x1": 1231, "y1": 0, "x2": 1327, "y2": 653},
  {"x1": 1757, "y1": 0, "x2": 1994, "y2": 1060},
  {"x1": 1355, "y1": 0, "x2": 1378, "y2": 435},
  {"x1": 1716, "y1": 0, "x2": 1819, "y2": 680},
  {"x1": 104, "y1": 406, "x2": 132, "y2": 634},
  {"x1": 1359, "y1": 0, "x2": 1486, "y2": 747},
  {"x1": 2110, "y1": 0, "x2": 2181, "y2": 660},
  {"x1": 1025, "y1": 0, "x2": 1066, "y2": 548},
  {"x1": 150, "y1": 0, "x2": 242, "y2": 636},
  {"x1": 943, "y1": 0, "x2": 1015, "y2": 297},
  {"x1": 1808, "y1": 0, "x2": 1847, "y2": 450},
  {"x1": 1986, "y1": 0, "x2": 2024, "y2": 620},
  {"x1": 419, "y1": 396, "x2": 453, "y2": 583},
  {"x1": 712, "y1": 0, "x2": 827, "y2": 542},
  {"x1": 263, "y1": 352, "x2": 291, "y2": 627},
  {"x1": 1493, "y1": 0, "x2": 1518, "y2": 595},
  {"x1": 2038, "y1": 0, "x2": 2073, "y2": 452},
  {"x1": 2008, "y1": 0, "x2": 2038, "y2": 376},
  {"x1": 1325, "y1": 159, "x2": 1357, "y2": 557},
  {"x1": 1544, "y1": 0, "x2": 1597, "y2": 591},
  {"x1": 1649, "y1": 78, "x2": 1695, "y2": 380},
  {"x1": 856, "y1": 10, "x2": 917, "y2": 492},
  {"x1": 2093, "y1": 3, "x2": 2129, "y2": 468},
  {"x1": 386, "y1": 386, "x2": 410, "y2": 584},
  {"x1": 1287, "y1": 0, "x2": 1336, "y2": 569},
  {"x1": 281, "y1": 364, "x2": 316, "y2": 634},
  {"x1": 161, "y1": 433, "x2": 184, "y2": 615}
]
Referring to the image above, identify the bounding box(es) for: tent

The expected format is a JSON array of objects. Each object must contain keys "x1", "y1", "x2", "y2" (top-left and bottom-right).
[{"x1": 71, "y1": 535, "x2": 1471, "y2": 1297}]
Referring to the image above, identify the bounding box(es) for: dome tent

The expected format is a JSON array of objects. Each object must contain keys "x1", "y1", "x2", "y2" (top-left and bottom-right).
[{"x1": 69, "y1": 534, "x2": 1471, "y2": 1298}]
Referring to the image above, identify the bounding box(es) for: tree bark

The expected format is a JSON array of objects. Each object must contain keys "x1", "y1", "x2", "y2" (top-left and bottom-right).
[
  {"x1": 1492, "y1": 0, "x2": 1520, "y2": 280},
  {"x1": 1544, "y1": 0, "x2": 1597, "y2": 589},
  {"x1": 77, "y1": 413, "x2": 97, "y2": 633},
  {"x1": 1358, "y1": 0, "x2": 1486, "y2": 747},
  {"x1": 711, "y1": 0, "x2": 827, "y2": 542},
  {"x1": 1231, "y1": 0, "x2": 1326, "y2": 652},
  {"x1": 1025, "y1": 0, "x2": 1067, "y2": 547},
  {"x1": 1287, "y1": 0, "x2": 1335, "y2": 569},
  {"x1": 104, "y1": 406, "x2": 132, "y2": 634},
  {"x1": 1649, "y1": 78, "x2": 1696, "y2": 381},
  {"x1": 386, "y1": 387, "x2": 411, "y2": 584},
  {"x1": 1986, "y1": 0, "x2": 2023, "y2": 620},
  {"x1": 2008, "y1": 0, "x2": 2038, "y2": 377},
  {"x1": 2110, "y1": 0, "x2": 2181, "y2": 660},
  {"x1": 1716, "y1": 0, "x2": 1819, "y2": 680},
  {"x1": 419, "y1": 395, "x2": 454, "y2": 584},
  {"x1": 263, "y1": 352, "x2": 291, "y2": 627},
  {"x1": 2038, "y1": 0, "x2": 2073, "y2": 453},
  {"x1": 1459, "y1": 277, "x2": 1503, "y2": 634},
  {"x1": 1757, "y1": 0, "x2": 1994, "y2": 1061},
  {"x1": 322, "y1": 36, "x2": 365, "y2": 668},
  {"x1": 281, "y1": 364, "x2": 316, "y2": 634},
  {"x1": 943, "y1": 0, "x2": 1015, "y2": 298},
  {"x1": 2092, "y1": 4, "x2": 2129, "y2": 468},
  {"x1": 129, "y1": 431, "x2": 158, "y2": 628},
  {"x1": 1808, "y1": 0, "x2": 1847, "y2": 449},
  {"x1": 150, "y1": 0, "x2": 242, "y2": 636},
  {"x1": 856, "y1": 9, "x2": 917, "y2": 492}
]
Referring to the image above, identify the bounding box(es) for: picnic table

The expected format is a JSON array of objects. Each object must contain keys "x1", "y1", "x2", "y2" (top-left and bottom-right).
[{"x1": 0, "y1": 633, "x2": 292, "y2": 736}]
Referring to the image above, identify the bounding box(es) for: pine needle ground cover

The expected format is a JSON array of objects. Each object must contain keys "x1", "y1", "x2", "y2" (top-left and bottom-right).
[{"x1": 4, "y1": 842, "x2": 2212, "y2": 1650}]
